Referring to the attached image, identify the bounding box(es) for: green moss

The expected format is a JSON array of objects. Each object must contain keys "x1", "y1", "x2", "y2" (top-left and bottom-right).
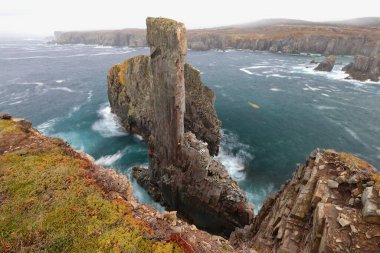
[{"x1": 0, "y1": 121, "x2": 183, "y2": 252}]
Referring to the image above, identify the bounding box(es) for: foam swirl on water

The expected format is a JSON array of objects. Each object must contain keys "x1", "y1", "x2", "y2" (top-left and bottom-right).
[{"x1": 92, "y1": 104, "x2": 128, "y2": 138}]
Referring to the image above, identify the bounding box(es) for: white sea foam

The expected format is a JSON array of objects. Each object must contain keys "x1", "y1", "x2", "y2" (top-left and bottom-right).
[
  {"x1": 91, "y1": 51, "x2": 131, "y2": 56},
  {"x1": 246, "y1": 183, "x2": 275, "y2": 214},
  {"x1": 55, "y1": 80, "x2": 65, "y2": 83},
  {"x1": 87, "y1": 90, "x2": 93, "y2": 101},
  {"x1": 95, "y1": 150, "x2": 124, "y2": 166},
  {"x1": 9, "y1": 100, "x2": 23, "y2": 105},
  {"x1": 271, "y1": 74, "x2": 287, "y2": 78},
  {"x1": 94, "y1": 45, "x2": 114, "y2": 49},
  {"x1": 321, "y1": 93, "x2": 330, "y2": 97},
  {"x1": 344, "y1": 127, "x2": 363, "y2": 143},
  {"x1": 270, "y1": 88, "x2": 282, "y2": 92},
  {"x1": 37, "y1": 118, "x2": 58, "y2": 134},
  {"x1": 50, "y1": 87, "x2": 74, "y2": 93},
  {"x1": 240, "y1": 68, "x2": 253, "y2": 75},
  {"x1": 21, "y1": 81, "x2": 44, "y2": 86},
  {"x1": 216, "y1": 130, "x2": 253, "y2": 181},
  {"x1": 316, "y1": 105, "x2": 337, "y2": 110},
  {"x1": 92, "y1": 104, "x2": 128, "y2": 138},
  {"x1": 133, "y1": 134, "x2": 144, "y2": 141},
  {"x1": 305, "y1": 84, "x2": 321, "y2": 91}
]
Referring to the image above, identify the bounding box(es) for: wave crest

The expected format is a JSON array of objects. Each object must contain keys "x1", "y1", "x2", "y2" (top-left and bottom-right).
[{"x1": 92, "y1": 104, "x2": 128, "y2": 138}]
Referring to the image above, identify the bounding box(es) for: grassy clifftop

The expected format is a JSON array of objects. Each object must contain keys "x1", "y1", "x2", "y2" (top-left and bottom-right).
[{"x1": 0, "y1": 119, "x2": 182, "y2": 252}]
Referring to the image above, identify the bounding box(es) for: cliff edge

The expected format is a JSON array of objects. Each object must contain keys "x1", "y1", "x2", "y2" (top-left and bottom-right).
[
  {"x1": 0, "y1": 115, "x2": 236, "y2": 253},
  {"x1": 231, "y1": 149, "x2": 380, "y2": 253}
]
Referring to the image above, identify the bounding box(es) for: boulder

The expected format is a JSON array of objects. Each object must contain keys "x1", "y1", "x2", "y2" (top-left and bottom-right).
[
  {"x1": 0, "y1": 112, "x2": 12, "y2": 120},
  {"x1": 314, "y1": 55, "x2": 336, "y2": 72}
]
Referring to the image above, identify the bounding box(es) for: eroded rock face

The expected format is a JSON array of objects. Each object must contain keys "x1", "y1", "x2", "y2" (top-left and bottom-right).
[
  {"x1": 108, "y1": 17, "x2": 252, "y2": 236},
  {"x1": 108, "y1": 55, "x2": 221, "y2": 155},
  {"x1": 314, "y1": 55, "x2": 336, "y2": 72},
  {"x1": 230, "y1": 149, "x2": 380, "y2": 253},
  {"x1": 343, "y1": 54, "x2": 380, "y2": 82}
]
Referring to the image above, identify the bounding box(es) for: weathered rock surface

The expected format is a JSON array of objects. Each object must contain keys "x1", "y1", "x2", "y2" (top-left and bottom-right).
[
  {"x1": 230, "y1": 149, "x2": 380, "y2": 253},
  {"x1": 343, "y1": 54, "x2": 380, "y2": 82},
  {"x1": 108, "y1": 57, "x2": 221, "y2": 156},
  {"x1": 314, "y1": 55, "x2": 336, "y2": 72},
  {"x1": 0, "y1": 112, "x2": 12, "y2": 120},
  {"x1": 108, "y1": 17, "x2": 252, "y2": 236}
]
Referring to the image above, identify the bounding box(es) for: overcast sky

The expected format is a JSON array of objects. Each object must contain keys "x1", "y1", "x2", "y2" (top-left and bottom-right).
[{"x1": 0, "y1": 0, "x2": 378, "y2": 36}]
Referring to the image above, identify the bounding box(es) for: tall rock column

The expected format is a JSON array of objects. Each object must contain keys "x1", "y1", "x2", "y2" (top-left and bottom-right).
[
  {"x1": 147, "y1": 17, "x2": 187, "y2": 168},
  {"x1": 109, "y1": 17, "x2": 253, "y2": 236}
]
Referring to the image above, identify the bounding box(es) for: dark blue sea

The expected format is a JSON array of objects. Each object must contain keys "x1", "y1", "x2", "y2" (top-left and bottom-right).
[{"x1": 1, "y1": 39, "x2": 380, "y2": 213}]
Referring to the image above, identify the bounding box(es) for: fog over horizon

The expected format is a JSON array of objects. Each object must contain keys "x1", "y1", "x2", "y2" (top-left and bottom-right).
[{"x1": 1, "y1": 0, "x2": 379, "y2": 38}]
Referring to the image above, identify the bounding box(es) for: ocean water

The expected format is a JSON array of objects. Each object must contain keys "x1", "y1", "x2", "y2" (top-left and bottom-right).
[{"x1": 1, "y1": 39, "x2": 380, "y2": 213}]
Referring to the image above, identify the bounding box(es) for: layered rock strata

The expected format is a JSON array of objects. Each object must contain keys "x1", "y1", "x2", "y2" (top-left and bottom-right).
[
  {"x1": 343, "y1": 54, "x2": 380, "y2": 82},
  {"x1": 108, "y1": 58, "x2": 221, "y2": 156},
  {"x1": 53, "y1": 24, "x2": 380, "y2": 57},
  {"x1": 108, "y1": 17, "x2": 252, "y2": 236},
  {"x1": 314, "y1": 55, "x2": 336, "y2": 72},
  {"x1": 230, "y1": 149, "x2": 380, "y2": 253}
]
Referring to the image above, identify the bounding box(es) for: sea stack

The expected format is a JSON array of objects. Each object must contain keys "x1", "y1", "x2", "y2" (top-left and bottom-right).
[
  {"x1": 108, "y1": 17, "x2": 252, "y2": 236},
  {"x1": 314, "y1": 55, "x2": 336, "y2": 72}
]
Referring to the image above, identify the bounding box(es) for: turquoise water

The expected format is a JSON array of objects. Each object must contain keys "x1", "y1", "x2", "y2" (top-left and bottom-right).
[{"x1": 1, "y1": 40, "x2": 380, "y2": 212}]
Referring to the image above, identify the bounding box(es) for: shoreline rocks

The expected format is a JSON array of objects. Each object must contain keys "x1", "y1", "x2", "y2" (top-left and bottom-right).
[
  {"x1": 230, "y1": 149, "x2": 380, "y2": 253},
  {"x1": 343, "y1": 54, "x2": 380, "y2": 82},
  {"x1": 314, "y1": 55, "x2": 336, "y2": 72}
]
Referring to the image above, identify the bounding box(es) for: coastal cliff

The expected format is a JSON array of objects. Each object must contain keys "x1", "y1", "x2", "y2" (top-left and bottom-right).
[
  {"x1": 53, "y1": 21, "x2": 380, "y2": 57},
  {"x1": 231, "y1": 149, "x2": 380, "y2": 252},
  {"x1": 343, "y1": 54, "x2": 380, "y2": 82},
  {"x1": 0, "y1": 115, "x2": 236, "y2": 253},
  {"x1": 108, "y1": 17, "x2": 252, "y2": 236}
]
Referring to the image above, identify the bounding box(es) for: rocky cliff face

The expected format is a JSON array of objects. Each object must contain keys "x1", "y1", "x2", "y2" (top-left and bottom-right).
[
  {"x1": 343, "y1": 54, "x2": 380, "y2": 82},
  {"x1": 230, "y1": 149, "x2": 380, "y2": 253},
  {"x1": 188, "y1": 35, "x2": 380, "y2": 56},
  {"x1": 108, "y1": 17, "x2": 252, "y2": 236},
  {"x1": 53, "y1": 29, "x2": 147, "y2": 47},
  {"x1": 53, "y1": 23, "x2": 380, "y2": 57},
  {"x1": 108, "y1": 58, "x2": 221, "y2": 156}
]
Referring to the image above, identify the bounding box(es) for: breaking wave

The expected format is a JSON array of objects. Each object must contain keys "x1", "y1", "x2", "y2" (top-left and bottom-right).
[
  {"x1": 216, "y1": 130, "x2": 253, "y2": 181},
  {"x1": 95, "y1": 150, "x2": 124, "y2": 166},
  {"x1": 92, "y1": 104, "x2": 128, "y2": 138}
]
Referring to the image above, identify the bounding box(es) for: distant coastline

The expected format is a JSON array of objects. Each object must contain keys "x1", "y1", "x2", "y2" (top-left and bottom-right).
[{"x1": 51, "y1": 18, "x2": 380, "y2": 56}]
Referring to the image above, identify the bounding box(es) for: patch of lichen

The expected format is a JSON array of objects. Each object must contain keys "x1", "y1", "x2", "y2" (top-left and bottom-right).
[
  {"x1": 118, "y1": 61, "x2": 128, "y2": 85},
  {"x1": 337, "y1": 153, "x2": 374, "y2": 171},
  {"x1": 0, "y1": 120, "x2": 20, "y2": 137},
  {"x1": 0, "y1": 120, "x2": 182, "y2": 253}
]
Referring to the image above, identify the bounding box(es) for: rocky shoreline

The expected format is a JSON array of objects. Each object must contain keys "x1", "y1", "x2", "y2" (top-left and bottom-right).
[{"x1": 2, "y1": 17, "x2": 380, "y2": 253}]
